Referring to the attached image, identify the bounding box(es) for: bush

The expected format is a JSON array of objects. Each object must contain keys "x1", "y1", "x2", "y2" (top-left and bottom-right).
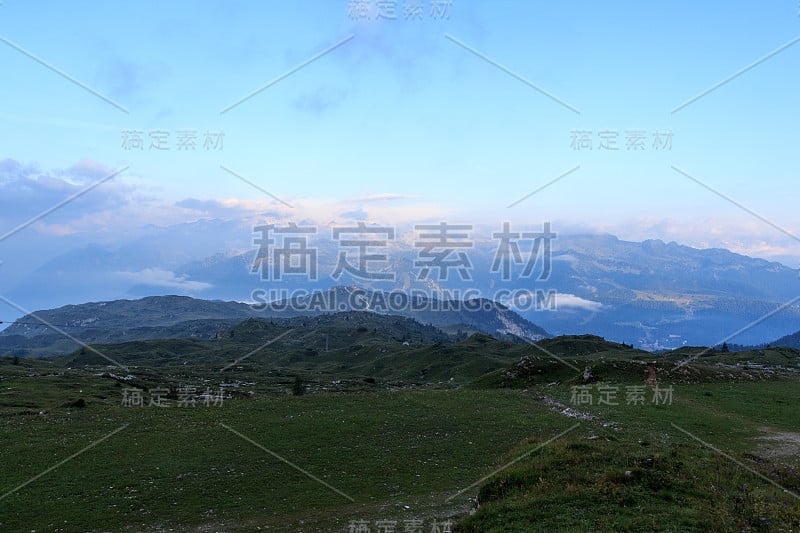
[{"x1": 292, "y1": 376, "x2": 305, "y2": 396}]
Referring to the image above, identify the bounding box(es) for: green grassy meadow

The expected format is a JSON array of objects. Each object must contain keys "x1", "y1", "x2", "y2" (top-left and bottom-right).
[{"x1": 1, "y1": 326, "x2": 799, "y2": 531}]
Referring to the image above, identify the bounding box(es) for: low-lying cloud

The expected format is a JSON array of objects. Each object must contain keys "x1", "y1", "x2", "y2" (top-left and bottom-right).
[
  {"x1": 115, "y1": 268, "x2": 212, "y2": 292},
  {"x1": 555, "y1": 293, "x2": 604, "y2": 312}
]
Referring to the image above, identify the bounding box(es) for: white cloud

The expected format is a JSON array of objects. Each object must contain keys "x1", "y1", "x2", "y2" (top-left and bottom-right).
[
  {"x1": 0, "y1": 158, "x2": 136, "y2": 234},
  {"x1": 349, "y1": 193, "x2": 421, "y2": 203},
  {"x1": 115, "y1": 268, "x2": 212, "y2": 292},
  {"x1": 64, "y1": 159, "x2": 115, "y2": 181},
  {"x1": 555, "y1": 293, "x2": 603, "y2": 312},
  {"x1": 6, "y1": 159, "x2": 799, "y2": 269}
]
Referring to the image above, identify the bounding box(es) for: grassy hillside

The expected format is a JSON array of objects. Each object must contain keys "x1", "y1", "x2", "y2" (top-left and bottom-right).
[
  {"x1": 1, "y1": 316, "x2": 798, "y2": 531},
  {"x1": 458, "y1": 380, "x2": 800, "y2": 531}
]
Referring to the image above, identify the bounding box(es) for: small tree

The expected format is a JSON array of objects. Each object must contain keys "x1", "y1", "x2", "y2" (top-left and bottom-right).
[
  {"x1": 292, "y1": 376, "x2": 305, "y2": 396},
  {"x1": 12, "y1": 355, "x2": 20, "y2": 365},
  {"x1": 720, "y1": 342, "x2": 730, "y2": 353}
]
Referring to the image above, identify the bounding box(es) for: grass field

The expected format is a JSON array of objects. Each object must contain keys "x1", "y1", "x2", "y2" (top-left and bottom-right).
[
  {"x1": 0, "y1": 371, "x2": 570, "y2": 531},
  {"x1": 461, "y1": 379, "x2": 800, "y2": 531},
  {"x1": 1, "y1": 335, "x2": 799, "y2": 531}
]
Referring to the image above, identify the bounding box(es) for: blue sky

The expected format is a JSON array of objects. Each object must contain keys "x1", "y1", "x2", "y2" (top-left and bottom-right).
[{"x1": 1, "y1": 1, "x2": 799, "y2": 268}]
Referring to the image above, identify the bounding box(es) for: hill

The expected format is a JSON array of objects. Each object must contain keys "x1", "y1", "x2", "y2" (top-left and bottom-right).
[
  {"x1": 0, "y1": 289, "x2": 548, "y2": 357},
  {"x1": 55, "y1": 313, "x2": 529, "y2": 385},
  {"x1": 771, "y1": 329, "x2": 800, "y2": 349}
]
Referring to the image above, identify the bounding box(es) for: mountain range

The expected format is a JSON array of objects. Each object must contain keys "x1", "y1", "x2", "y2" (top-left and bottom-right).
[
  {"x1": 0, "y1": 288, "x2": 548, "y2": 357},
  {"x1": 2, "y1": 220, "x2": 799, "y2": 348}
]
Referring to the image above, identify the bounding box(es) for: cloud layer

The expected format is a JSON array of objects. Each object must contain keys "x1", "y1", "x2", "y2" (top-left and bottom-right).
[{"x1": 115, "y1": 268, "x2": 212, "y2": 292}]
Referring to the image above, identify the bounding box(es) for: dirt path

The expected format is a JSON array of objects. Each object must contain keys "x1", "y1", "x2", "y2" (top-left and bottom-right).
[{"x1": 754, "y1": 427, "x2": 800, "y2": 459}]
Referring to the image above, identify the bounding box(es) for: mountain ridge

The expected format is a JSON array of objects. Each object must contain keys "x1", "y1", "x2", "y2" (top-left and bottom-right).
[
  {"x1": 0, "y1": 289, "x2": 549, "y2": 357},
  {"x1": 4, "y1": 229, "x2": 799, "y2": 348}
]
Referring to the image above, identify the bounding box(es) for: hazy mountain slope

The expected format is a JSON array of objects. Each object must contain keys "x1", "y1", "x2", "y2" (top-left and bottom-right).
[
  {"x1": 771, "y1": 329, "x2": 800, "y2": 349},
  {"x1": 5, "y1": 228, "x2": 799, "y2": 348},
  {"x1": 0, "y1": 290, "x2": 548, "y2": 356}
]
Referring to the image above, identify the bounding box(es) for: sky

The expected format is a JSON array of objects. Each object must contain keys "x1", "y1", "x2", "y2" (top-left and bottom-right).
[{"x1": 1, "y1": 0, "x2": 800, "y2": 281}]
